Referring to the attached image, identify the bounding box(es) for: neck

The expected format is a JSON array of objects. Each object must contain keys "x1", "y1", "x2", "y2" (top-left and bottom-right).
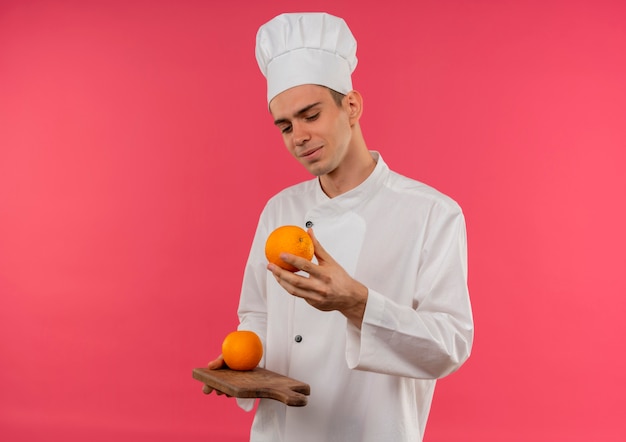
[{"x1": 319, "y1": 131, "x2": 376, "y2": 198}]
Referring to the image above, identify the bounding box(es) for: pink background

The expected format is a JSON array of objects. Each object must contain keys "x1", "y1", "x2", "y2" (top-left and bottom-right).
[{"x1": 1, "y1": 0, "x2": 625, "y2": 440}]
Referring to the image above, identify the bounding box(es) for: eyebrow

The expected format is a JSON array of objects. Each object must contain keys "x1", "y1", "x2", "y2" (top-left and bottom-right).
[{"x1": 273, "y1": 102, "x2": 322, "y2": 126}]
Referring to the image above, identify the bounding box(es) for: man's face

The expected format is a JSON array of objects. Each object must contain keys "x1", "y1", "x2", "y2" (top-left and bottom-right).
[{"x1": 269, "y1": 84, "x2": 352, "y2": 177}]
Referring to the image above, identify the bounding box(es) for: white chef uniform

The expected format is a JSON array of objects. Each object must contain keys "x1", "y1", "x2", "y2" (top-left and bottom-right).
[{"x1": 236, "y1": 151, "x2": 473, "y2": 441}]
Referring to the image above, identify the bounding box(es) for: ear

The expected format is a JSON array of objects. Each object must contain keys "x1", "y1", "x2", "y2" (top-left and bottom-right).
[{"x1": 344, "y1": 90, "x2": 363, "y2": 124}]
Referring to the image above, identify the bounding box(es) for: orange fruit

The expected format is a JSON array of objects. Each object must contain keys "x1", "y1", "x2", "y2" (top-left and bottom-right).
[
  {"x1": 221, "y1": 330, "x2": 263, "y2": 371},
  {"x1": 265, "y1": 225, "x2": 314, "y2": 272}
]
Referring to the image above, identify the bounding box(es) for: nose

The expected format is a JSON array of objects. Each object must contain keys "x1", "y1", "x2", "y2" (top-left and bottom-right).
[{"x1": 292, "y1": 121, "x2": 310, "y2": 146}]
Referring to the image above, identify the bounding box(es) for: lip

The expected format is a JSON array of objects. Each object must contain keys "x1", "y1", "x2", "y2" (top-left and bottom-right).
[{"x1": 299, "y1": 146, "x2": 322, "y2": 161}]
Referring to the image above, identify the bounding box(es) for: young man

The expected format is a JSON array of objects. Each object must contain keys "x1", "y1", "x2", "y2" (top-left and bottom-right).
[{"x1": 208, "y1": 12, "x2": 474, "y2": 441}]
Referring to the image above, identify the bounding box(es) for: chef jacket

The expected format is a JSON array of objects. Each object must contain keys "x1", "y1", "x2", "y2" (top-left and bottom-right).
[{"x1": 236, "y1": 152, "x2": 474, "y2": 442}]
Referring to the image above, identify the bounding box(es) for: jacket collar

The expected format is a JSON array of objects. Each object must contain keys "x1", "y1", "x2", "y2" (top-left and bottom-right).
[{"x1": 313, "y1": 151, "x2": 388, "y2": 212}]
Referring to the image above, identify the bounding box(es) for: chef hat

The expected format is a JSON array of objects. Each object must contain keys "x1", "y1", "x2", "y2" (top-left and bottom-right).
[{"x1": 255, "y1": 12, "x2": 358, "y2": 104}]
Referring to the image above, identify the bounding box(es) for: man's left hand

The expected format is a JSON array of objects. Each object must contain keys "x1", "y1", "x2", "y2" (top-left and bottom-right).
[{"x1": 266, "y1": 228, "x2": 368, "y2": 327}]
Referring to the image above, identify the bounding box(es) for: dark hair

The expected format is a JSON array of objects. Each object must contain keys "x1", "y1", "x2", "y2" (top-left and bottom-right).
[{"x1": 327, "y1": 88, "x2": 346, "y2": 106}]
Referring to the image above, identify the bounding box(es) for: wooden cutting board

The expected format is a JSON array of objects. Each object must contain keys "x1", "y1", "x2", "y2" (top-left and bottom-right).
[{"x1": 192, "y1": 367, "x2": 310, "y2": 407}]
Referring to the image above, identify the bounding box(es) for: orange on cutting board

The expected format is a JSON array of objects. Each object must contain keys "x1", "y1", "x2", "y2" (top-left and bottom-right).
[
  {"x1": 265, "y1": 225, "x2": 314, "y2": 272},
  {"x1": 221, "y1": 330, "x2": 263, "y2": 371}
]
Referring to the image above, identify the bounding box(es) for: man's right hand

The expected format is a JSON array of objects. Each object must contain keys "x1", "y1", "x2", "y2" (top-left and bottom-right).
[
  {"x1": 202, "y1": 355, "x2": 230, "y2": 396},
  {"x1": 207, "y1": 354, "x2": 225, "y2": 370}
]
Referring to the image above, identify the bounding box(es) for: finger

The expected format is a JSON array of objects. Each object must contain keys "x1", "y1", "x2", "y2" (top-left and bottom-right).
[
  {"x1": 268, "y1": 262, "x2": 296, "y2": 282},
  {"x1": 307, "y1": 228, "x2": 334, "y2": 265},
  {"x1": 203, "y1": 385, "x2": 231, "y2": 397},
  {"x1": 207, "y1": 355, "x2": 225, "y2": 370},
  {"x1": 273, "y1": 270, "x2": 323, "y2": 305},
  {"x1": 279, "y1": 252, "x2": 317, "y2": 274},
  {"x1": 271, "y1": 257, "x2": 319, "y2": 289},
  {"x1": 213, "y1": 389, "x2": 232, "y2": 398}
]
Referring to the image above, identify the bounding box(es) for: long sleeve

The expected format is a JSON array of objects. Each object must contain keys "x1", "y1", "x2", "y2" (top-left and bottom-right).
[
  {"x1": 346, "y1": 204, "x2": 473, "y2": 379},
  {"x1": 236, "y1": 218, "x2": 270, "y2": 346}
]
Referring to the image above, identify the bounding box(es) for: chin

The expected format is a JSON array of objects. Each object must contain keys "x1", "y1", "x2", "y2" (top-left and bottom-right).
[
  {"x1": 299, "y1": 160, "x2": 323, "y2": 176},
  {"x1": 306, "y1": 164, "x2": 330, "y2": 177}
]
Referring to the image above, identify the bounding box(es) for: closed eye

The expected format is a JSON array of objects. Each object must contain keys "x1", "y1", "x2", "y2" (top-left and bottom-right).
[{"x1": 305, "y1": 113, "x2": 320, "y2": 122}]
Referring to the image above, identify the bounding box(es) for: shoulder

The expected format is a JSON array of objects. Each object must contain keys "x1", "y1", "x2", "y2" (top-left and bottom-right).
[
  {"x1": 265, "y1": 178, "x2": 317, "y2": 205},
  {"x1": 257, "y1": 178, "x2": 318, "y2": 225},
  {"x1": 384, "y1": 168, "x2": 463, "y2": 215}
]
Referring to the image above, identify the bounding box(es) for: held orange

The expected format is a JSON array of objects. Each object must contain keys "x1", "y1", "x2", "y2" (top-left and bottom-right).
[
  {"x1": 221, "y1": 330, "x2": 263, "y2": 371},
  {"x1": 265, "y1": 225, "x2": 314, "y2": 272}
]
